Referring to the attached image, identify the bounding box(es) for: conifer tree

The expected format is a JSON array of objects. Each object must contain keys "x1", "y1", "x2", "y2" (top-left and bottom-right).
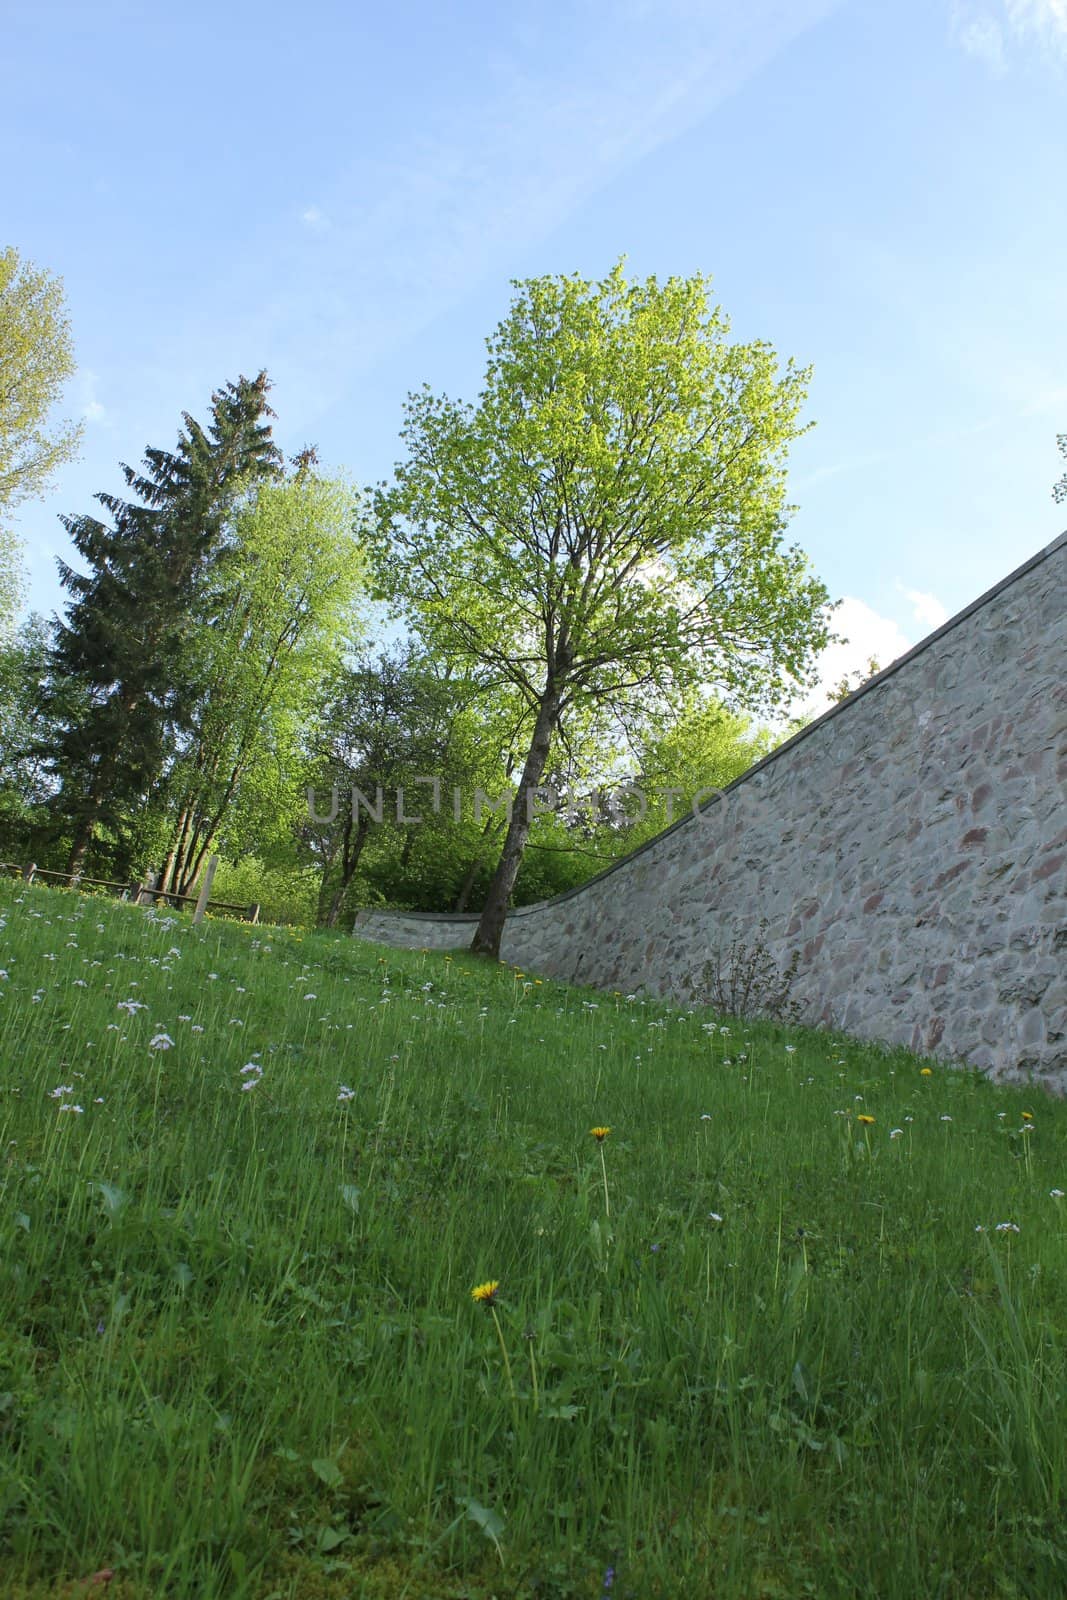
[{"x1": 46, "y1": 372, "x2": 282, "y2": 874}]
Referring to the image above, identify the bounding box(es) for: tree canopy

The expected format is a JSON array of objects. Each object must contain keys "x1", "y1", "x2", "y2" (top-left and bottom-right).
[
  {"x1": 374, "y1": 261, "x2": 834, "y2": 956},
  {"x1": 0, "y1": 246, "x2": 82, "y2": 522}
]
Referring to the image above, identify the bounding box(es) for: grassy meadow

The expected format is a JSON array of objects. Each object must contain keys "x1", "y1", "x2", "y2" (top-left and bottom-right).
[{"x1": 0, "y1": 876, "x2": 1065, "y2": 1599}]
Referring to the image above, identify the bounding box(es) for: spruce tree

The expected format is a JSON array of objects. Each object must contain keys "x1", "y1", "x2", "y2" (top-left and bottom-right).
[{"x1": 46, "y1": 372, "x2": 282, "y2": 875}]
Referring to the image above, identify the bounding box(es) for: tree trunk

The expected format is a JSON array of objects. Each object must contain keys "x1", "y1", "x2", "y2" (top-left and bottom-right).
[
  {"x1": 65, "y1": 825, "x2": 93, "y2": 879},
  {"x1": 471, "y1": 684, "x2": 560, "y2": 959},
  {"x1": 322, "y1": 812, "x2": 372, "y2": 928},
  {"x1": 454, "y1": 812, "x2": 504, "y2": 911},
  {"x1": 454, "y1": 855, "x2": 485, "y2": 913}
]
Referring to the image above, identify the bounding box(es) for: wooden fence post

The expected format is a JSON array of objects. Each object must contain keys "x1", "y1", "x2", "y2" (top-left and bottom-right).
[
  {"x1": 21, "y1": 862, "x2": 36, "y2": 883},
  {"x1": 192, "y1": 856, "x2": 219, "y2": 926},
  {"x1": 248, "y1": 903, "x2": 261, "y2": 925}
]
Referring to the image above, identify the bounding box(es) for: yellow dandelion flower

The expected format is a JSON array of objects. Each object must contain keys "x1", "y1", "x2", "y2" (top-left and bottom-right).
[
  {"x1": 1022, "y1": 1111, "x2": 1034, "y2": 1121},
  {"x1": 590, "y1": 1126, "x2": 611, "y2": 1142},
  {"x1": 920, "y1": 1067, "x2": 933, "y2": 1076},
  {"x1": 857, "y1": 1114, "x2": 875, "y2": 1125},
  {"x1": 471, "y1": 1280, "x2": 500, "y2": 1307}
]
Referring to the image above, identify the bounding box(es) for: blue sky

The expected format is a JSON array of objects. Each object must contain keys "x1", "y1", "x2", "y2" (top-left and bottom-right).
[{"x1": 5, "y1": 0, "x2": 1065, "y2": 702}]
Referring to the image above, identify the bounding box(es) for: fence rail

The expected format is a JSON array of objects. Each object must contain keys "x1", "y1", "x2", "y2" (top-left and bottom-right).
[{"x1": 0, "y1": 861, "x2": 260, "y2": 924}]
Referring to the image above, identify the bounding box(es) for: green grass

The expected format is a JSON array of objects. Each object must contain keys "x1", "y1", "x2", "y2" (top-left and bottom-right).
[{"x1": 0, "y1": 876, "x2": 1065, "y2": 1599}]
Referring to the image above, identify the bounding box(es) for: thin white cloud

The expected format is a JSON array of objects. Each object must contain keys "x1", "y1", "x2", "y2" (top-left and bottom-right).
[
  {"x1": 898, "y1": 584, "x2": 950, "y2": 630},
  {"x1": 791, "y1": 597, "x2": 915, "y2": 719},
  {"x1": 951, "y1": 0, "x2": 1067, "y2": 69},
  {"x1": 953, "y1": 10, "x2": 1008, "y2": 69},
  {"x1": 1006, "y1": 0, "x2": 1067, "y2": 47},
  {"x1": 206, "y1": 0, "x2": 847, "y2": 428},
  {"x1": 76, "y1": 370, "x2": 109, "y2": 426}
]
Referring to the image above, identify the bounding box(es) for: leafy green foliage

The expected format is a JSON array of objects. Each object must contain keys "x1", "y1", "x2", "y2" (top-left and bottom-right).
[
  {"x1": 0, "y1": 246, "x2": 82, "y2": 526},
  {"x1": 154, "y1": 469, "x2": 367, "y2": 898},
  {"x1": 45, "y1": 372, "x2": 282, "y2": 874},
  {"x1": 375, "y1": 261, "x2": 834, "y2": 954}
]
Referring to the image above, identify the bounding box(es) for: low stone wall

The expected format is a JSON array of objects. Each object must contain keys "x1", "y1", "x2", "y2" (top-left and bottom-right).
[{"x1": 354, "y1": 532, "x2": 1067, "y2": 1089}]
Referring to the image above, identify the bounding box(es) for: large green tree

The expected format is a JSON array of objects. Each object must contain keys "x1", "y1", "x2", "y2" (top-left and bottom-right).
[
  {"x1": 374, "y1": 262, "x2": 834, "y2": 958},
  {"x1": 0, "y1": 246, "x2": 82, "y2": 526},
  {"x1": 47, "y1": 372, "x2": 281, "y2": 874}
]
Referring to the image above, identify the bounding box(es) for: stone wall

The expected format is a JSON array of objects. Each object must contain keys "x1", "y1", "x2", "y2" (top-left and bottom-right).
[{"x1": 354, "y1": 532, "x2": 1067, "y2": 1089}]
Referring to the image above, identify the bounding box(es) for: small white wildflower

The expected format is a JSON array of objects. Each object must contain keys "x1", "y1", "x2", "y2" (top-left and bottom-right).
[
  {"x1": 1050, "y1": 1189, "x2": 1065, "y2": 1200},
  {"x1": 58, "y1": 1104, "x2": 84, "y2": 1114},
  {"x1": 700, "y1": 1113, "x2": 713, "y2": 1121},
  {"x1": 303, "y1": 993, "x2": 316, "y2": 1001},
  {"x1": 708, "y1": 1211, "x2": 724, "y2": 1223},
  {"x1": 889, "y1": 1127, "x2": 904, "y2": 1139},
  {"x1": 149, "y1": 1033, "x2": 174, "y2": 1051},
  {"x1": 49, "y1": 1085, "x2": 75, "y2": 1099},
  {"x1": 117, "y1": 999, "x2": 147, "y2": 1015},
  {"x1": 239, "y1": 1063, "x2": 262, "y2": 1076},
  {"x1": 940, "y1": 1114, "x2": 953, "y2": 1123},
  {"x1": 785, "y1": 1045, "x2": 796, "y2": 1055},
  {"x1": 337, "y1": 1085, "x2": 355, "y2": 1102},
  {"x1": 995, "y1": 1222, "x2": 1020, "y2": 1234}
]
